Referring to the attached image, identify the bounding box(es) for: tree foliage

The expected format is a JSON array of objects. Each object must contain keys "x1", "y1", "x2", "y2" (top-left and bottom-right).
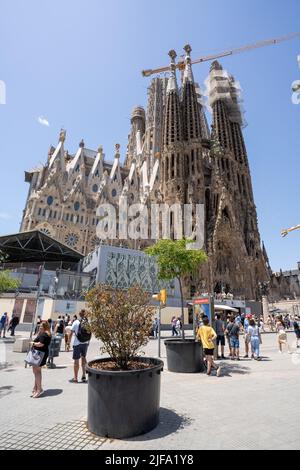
[
  {"x1": 86, "y1": 284, "x2": 154, "y2": 370},
  {"x1": 145, "y1": 239, "x2": 207, "y2": 281},
  {"x1": 0, "y1": 270, "x2": 21, "y2": 293},
  {"x1": 145, "y1": 239, "x2": 208, "y2": 339}
]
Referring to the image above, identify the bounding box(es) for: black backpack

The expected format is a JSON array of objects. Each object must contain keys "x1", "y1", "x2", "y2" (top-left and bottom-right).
[{"x1": 76, "y1": 318, "x2": 91, "y2": 343}]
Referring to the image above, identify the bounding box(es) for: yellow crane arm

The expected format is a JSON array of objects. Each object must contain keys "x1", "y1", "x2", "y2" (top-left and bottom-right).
[
  {"x1": 142, "y1": 31, "x2": 300, "y2": 77},
  {"x1": 281, "y1": 225, "x2": 300, "y2": 237}
]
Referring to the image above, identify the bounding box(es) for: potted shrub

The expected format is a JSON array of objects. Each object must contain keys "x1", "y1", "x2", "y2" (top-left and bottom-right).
[
  {"x1": 146, "y1": 239, "x2": 208, "y2": 373},
  {"x1": 85, "y1": 284, "x2": 164, "y2": 439}
]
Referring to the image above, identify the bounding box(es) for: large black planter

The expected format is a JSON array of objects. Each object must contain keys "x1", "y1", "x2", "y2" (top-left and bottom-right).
[
  {"x1": 164, "y1": 339, "x2": 205, "y2": 373},
  {"x1": 86, "y1": 357, "x2": 164, "y2": 439}
]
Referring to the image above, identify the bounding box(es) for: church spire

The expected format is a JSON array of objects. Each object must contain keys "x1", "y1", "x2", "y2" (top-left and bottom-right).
[
  {"x1": 163, "y1": 50, "x2": 182, "y2": 147},
  {"x1": 181, "y1": 44, "x2": 202, "y2": 141}
]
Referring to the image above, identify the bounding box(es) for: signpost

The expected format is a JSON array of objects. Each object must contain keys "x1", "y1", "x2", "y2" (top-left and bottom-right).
[{"x1": 152, "y1": 289, "x2": 167, "y2": 358}]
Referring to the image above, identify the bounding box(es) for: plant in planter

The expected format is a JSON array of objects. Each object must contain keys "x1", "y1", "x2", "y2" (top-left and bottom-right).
[
  {"x1": 146, "y1": 239, "x2": 208, "y2": 373},
  {"x1": 85, "y1": 284, "x2": 164, "y2": 438}
]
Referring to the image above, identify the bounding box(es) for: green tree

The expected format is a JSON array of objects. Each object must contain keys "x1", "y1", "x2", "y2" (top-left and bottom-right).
[
  {"x1": 0, "y1": 270, "x2": 21, "y2": 293},
  {"x1": 145, "y1": 239, "x2": 208, "y2": 339}
]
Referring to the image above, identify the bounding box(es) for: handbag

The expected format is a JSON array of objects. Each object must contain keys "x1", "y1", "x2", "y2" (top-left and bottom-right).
[{"x1": 25, "y1": 348, "x2": 45, "y2": 367}]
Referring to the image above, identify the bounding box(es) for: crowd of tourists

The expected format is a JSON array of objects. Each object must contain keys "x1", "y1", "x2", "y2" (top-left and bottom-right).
[
  {"x1": 9, "y1": 304, "x2": 300, "y2": 393},
  {"x1": 196, "y1": 311, "x2": 300, "y2": 377}
]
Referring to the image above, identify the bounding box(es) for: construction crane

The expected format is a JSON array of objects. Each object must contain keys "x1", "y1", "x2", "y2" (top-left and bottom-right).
[
  {"x1": 281, "y1": 225, "x2": 300, "y2": 237},
  {"x1": 142, "y1": 32, "x2": 300, "y2": 77}
]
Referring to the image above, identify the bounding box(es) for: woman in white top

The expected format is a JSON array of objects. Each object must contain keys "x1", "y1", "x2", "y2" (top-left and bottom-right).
[
  {"x1": 248, "y1": 319, "x2": 261, "y2": 361},
  {"x1": 276, "y1": 316, "x2": 289, "y2": 353}
]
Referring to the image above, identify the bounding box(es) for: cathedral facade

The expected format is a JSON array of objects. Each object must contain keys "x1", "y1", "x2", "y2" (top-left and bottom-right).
[{"x1": 21, "y1": 45, "x2": 269, "y2": 299}]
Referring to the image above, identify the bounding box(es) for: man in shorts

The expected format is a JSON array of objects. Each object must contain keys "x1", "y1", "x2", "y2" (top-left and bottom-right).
[
  {"x1": 69, "y1": 310, "x2": 91, "y2": 383},
  {"x1": 226, "y1": 315, "x2": 241, "y2": 360}
]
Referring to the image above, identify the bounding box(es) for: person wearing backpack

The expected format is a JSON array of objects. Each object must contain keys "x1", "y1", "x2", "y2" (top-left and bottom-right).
[{"x1": 69, "y1": 310, "x2": 91, "y2": 383}]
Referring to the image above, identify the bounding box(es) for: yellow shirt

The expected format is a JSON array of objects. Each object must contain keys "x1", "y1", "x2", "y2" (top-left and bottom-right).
[{"x1": 197, "y1": 325, "x2": 217, "y2": 349}]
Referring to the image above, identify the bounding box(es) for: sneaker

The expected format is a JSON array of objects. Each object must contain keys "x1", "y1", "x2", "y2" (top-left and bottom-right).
[
  {"x1": 221, "y1": 355, "x2": 226, "y2": 360},
  {"x1": 237, "y1": 357, "x2": 240, "y2": 361},
  {"x1": 243, "y1": 355, "x2": 248, "y2": 358},
  {"x1": 216, "y1": 366, "x2": 222, "y2": 377},
  {"x1": 81, "y1": 376, "x2": 87, "y2": 383}
]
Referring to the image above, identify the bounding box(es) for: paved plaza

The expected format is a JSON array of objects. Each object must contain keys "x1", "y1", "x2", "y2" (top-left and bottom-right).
[{"x1": 0, "y1": 330, "x2": 300, "y2": 450}]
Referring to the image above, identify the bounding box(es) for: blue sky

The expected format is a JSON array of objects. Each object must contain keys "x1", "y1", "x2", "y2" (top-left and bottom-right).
[{"x1": 0, "y1": 0, "x2": 299, "y2": 271}]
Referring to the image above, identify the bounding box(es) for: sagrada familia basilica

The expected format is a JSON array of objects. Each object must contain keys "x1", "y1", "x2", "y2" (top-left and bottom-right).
[{"x1": 21, "y1": 45, "x2": 273, "y2": 299}]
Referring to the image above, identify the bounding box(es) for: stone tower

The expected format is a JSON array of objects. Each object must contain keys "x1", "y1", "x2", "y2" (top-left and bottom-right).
[{"x1": 21, "y1": 46, "x2": 269, "y2": 299}]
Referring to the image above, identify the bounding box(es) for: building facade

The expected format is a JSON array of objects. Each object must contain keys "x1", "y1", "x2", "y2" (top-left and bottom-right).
[{"x1": 21, "y1": 45, "x2": 269, "y2": 299}]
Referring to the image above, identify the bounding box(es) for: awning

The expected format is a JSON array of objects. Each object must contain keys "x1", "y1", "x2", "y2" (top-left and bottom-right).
[
  {"x1": 0, "y1": 230, "x2": 83, "y2": 264},
  {"x1": 214, "y1": 304, "x2": 239, "y2": 313}
]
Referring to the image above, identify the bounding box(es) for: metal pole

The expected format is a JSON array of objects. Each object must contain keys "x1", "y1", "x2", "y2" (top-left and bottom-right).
[{"x1": 158, "y1": 304, "x2": 161, "y2": 358}]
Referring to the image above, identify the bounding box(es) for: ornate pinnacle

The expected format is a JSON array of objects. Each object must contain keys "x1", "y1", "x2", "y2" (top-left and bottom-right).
[
  {"x1": 115, "y1": 143, "x2": 120, "y2": 158},
  {"x1": 168, "y1": 50, "x2": 177, "y2": 62},
  {"x1": 98, "y1": 145, "x2": 103, "y2": 154},
  {"x1": 183, "y1": 44, "x2": 192, "y2": 55},
  {"x1": 79, "y1": 139, "x2": 85, "y2": 148},
  {"x1": 59, "y1": 129, "x2": 66, "y2": 143}
]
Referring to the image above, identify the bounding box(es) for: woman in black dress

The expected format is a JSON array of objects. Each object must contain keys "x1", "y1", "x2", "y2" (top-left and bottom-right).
[{"x1": 30, "y1": 321, "x2": 51, "y2": 398}]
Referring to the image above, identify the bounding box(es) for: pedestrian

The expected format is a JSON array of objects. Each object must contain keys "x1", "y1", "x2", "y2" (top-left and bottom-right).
[
  {"x1": 224, "y1": 315, "x2": 232, "y2": 358},
  {"x1": 293, "y1": 318, "x2": 300, "y2": 349},
  {"x1": 64, "y1": 315, "x2": 71, "y2": 327},
  {"x1": 0, "y1": 312, "x2": 9, "y2": 338},
  {"x1": 259, "y1": 317, "x2": 265, "y2": 333},
  {"x1": 197, "y1": 317, "x2": 221, "y2": 377},
  {"x1": 72, "y1": 315, "x2": 78, "y2": 323},
  {"x1": 276, "y1": 316, "x2": 289, "y2": 353},
  {"x1": 267, "y1": 315, "x2": 274, "y2": 332},
  {"x1": 215, "y1": 314, "x2": 226, "y2": 359},
  {"x1": 47, "y1": 318, "x2": 54, "y2": 334},
  {"x1": 152, "y1": 318, "x2": 159, "y2": 338},
  {"x1": 9, "y1": 314, "x2": 19, "y2": 336},
  {"x1": 171, "y1": 316, "x2": 178, "y2": 337},
  {"x1": 226, "y1": 315, "x2": 241, "y2": 360},
  {"x1": 55, "y1": 316, "x2": 65, "y2": 337},
  {"x1": 176, "y1": 317, "x2": 182, "y2": 337},
  {"x1": 65, "y1": 321, "x2": 72, "y2": 351},
  {"x1": 29, "y1": 321, "x2": 52, "y2": 398},
  {"x1": 243, "y1": 314, "x2": 252, "y2": 359},
  {"x1": 69, "y1": 310, "x2": 91, "y2": 383},
  {"x1": 248, "y1": 318, "x2": 261, "y2": 360},
  {"x1": 34, "y1": 315, "x2": 42, "y2": 334}
]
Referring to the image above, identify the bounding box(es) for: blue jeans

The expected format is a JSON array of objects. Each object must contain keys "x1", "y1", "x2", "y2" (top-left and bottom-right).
[{"x1": 251, "y1": 337, "x2": 260, "y2": 357}]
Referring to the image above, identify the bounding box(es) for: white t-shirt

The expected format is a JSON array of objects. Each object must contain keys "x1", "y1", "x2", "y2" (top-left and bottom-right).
[{"x1": 71, "y1": 319, "x2": 89, "y2": 346}]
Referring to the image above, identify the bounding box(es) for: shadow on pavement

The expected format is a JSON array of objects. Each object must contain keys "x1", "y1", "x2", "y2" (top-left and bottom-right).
[
  {"x1": 0, "y1": 385, "x2": 14, "y2": 398},
  {"x1": 40, "y1": 389, "x2": 63, "y2": 398},
  {"x1": 0, "y1": 362, "x2": 14, "y2": 371},
  {"x1": 124, "y1": 407, "x2": 192, "y2": 442},
  {"x1": 219, "y1": 363, "x2": 251, "y2": 377}
]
